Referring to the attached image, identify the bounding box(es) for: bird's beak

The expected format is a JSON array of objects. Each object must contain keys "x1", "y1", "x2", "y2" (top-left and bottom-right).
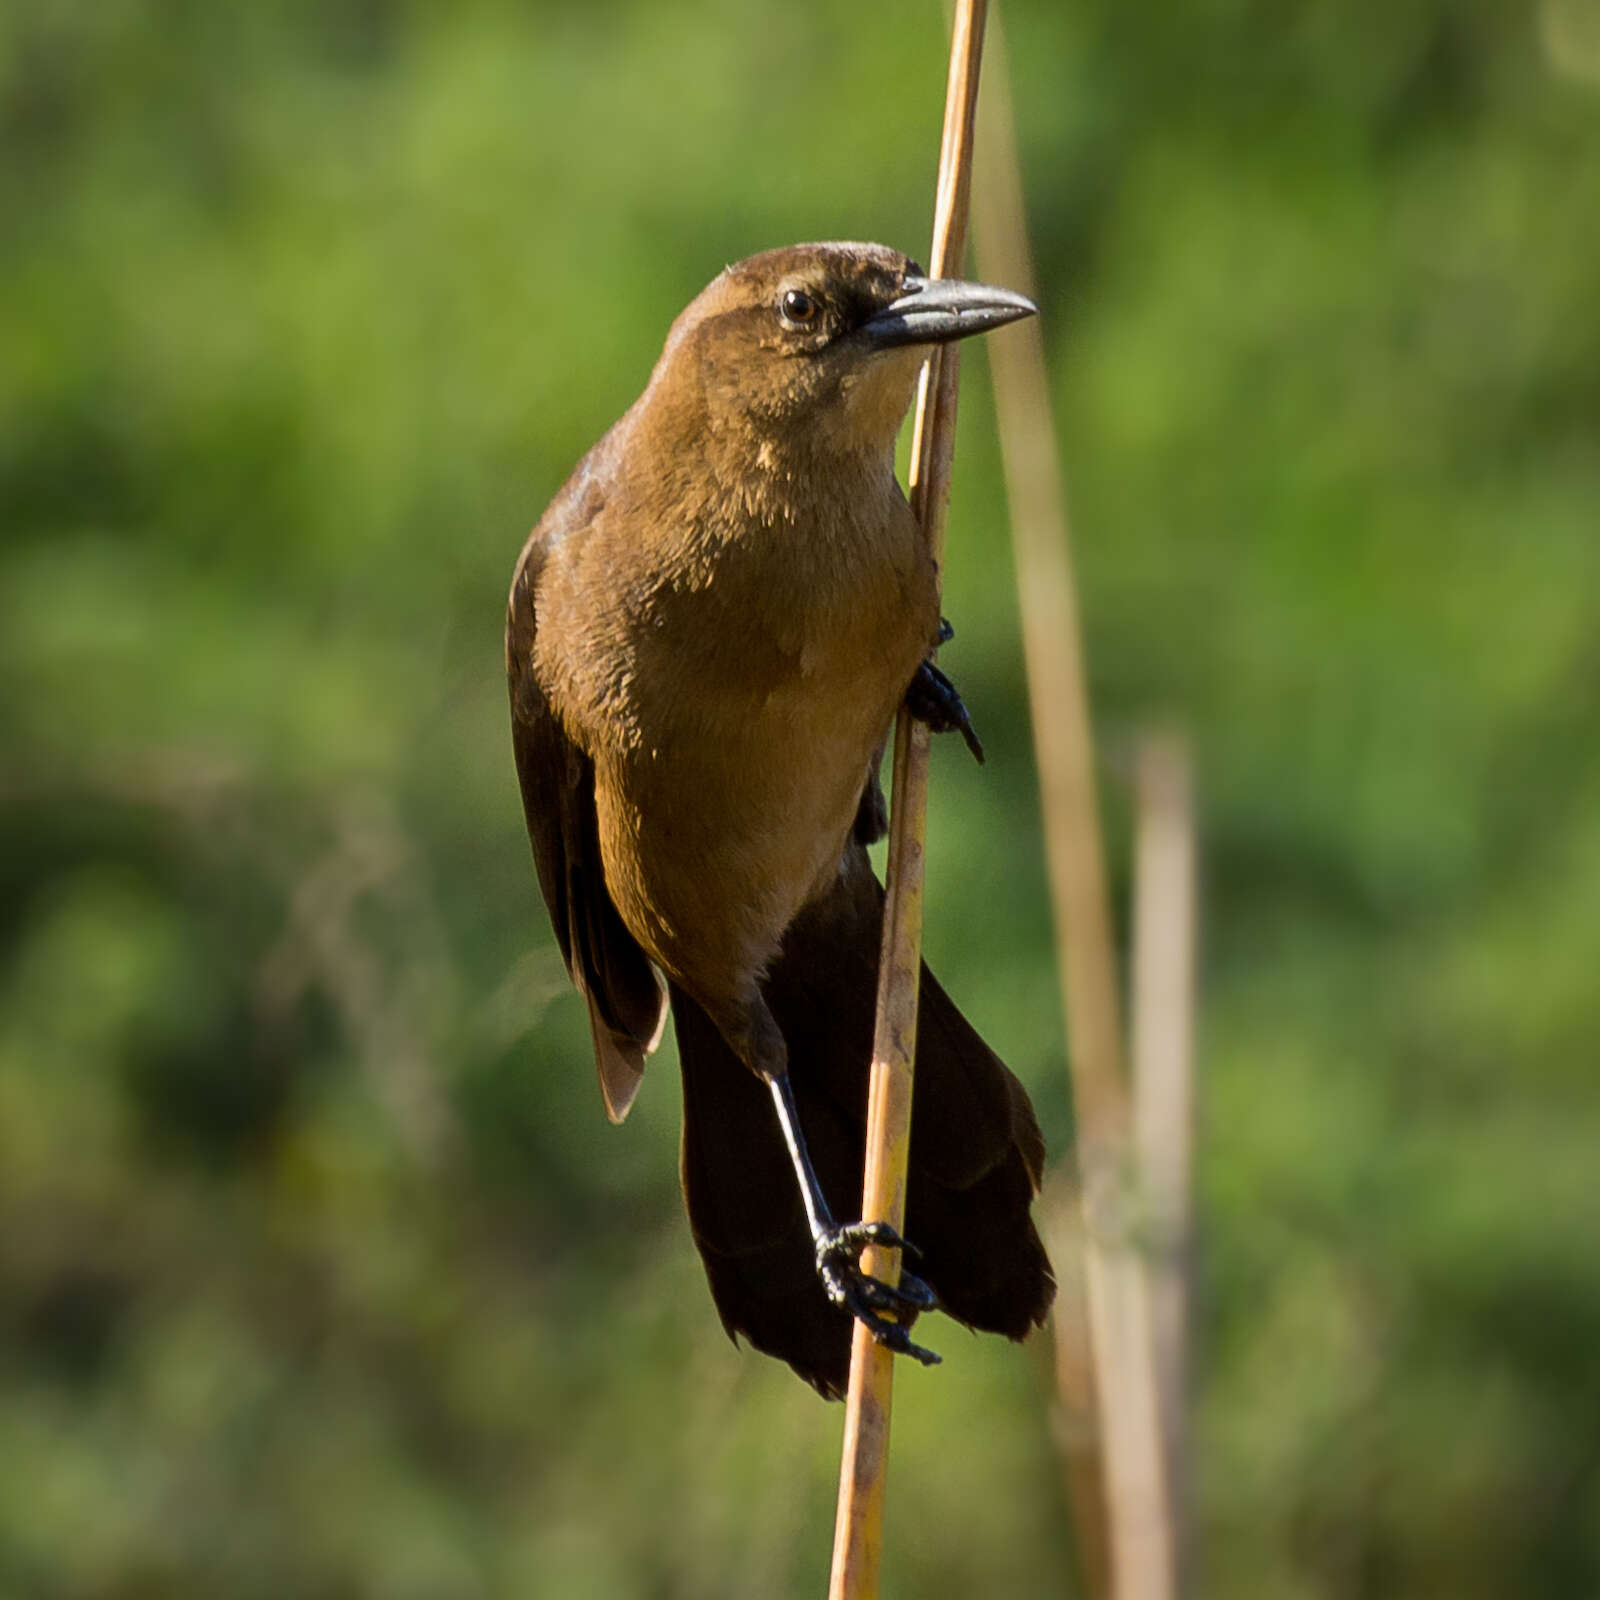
[{"x1": 859, "y1": 275, "x2": 1037, "y2": 350}]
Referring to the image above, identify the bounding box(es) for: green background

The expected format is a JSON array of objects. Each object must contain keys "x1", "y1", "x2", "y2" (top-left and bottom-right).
[{"x1": 3, "y1": 1, "x2": 1598, "y2": 1594}]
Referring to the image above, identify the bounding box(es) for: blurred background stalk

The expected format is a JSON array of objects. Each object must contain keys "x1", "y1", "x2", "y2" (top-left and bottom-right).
[
  {"x1": 975, "y1": 13, "x2": 1177, "y2": 1595},
  {"x1": 1132, "y1": 731, "x2": 1198, "y2": 1588}
]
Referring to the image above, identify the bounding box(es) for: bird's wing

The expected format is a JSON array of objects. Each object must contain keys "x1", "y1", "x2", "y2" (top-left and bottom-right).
[{"x1": 506, "y1": 524, "x2": 666, "y2": 1123}]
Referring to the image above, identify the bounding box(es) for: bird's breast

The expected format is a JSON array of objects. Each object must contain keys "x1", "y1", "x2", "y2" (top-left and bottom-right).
[
  {"x1": 593, "y1": 482, "x2": 935, "y2": 989},
  {"x1": 634, "y1": 485, "x2": 935, "y2": 753}
]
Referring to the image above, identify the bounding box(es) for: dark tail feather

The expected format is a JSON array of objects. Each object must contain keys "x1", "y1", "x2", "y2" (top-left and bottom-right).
[{"x1": 675, "y1": 845, "x2": 1055, "y2": 1398}]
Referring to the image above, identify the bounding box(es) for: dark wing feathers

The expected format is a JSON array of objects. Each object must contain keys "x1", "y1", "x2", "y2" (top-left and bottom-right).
[
  {"x1": 507, "y1": 534, "x2": 665, "y2": 1122},
  {"x1": 677, "y1": 842, "x2": 1055, "y2": 1397}
]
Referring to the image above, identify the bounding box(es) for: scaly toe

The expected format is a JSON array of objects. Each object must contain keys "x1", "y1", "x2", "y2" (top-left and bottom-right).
[{"x1": 815, "y1": 1222, "x2": 943, "y2": 1364}]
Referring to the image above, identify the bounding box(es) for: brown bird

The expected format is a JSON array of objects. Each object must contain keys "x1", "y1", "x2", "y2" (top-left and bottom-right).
[{"x1": 506, "y1": 241, "x2": 1054, "y2": 1396}]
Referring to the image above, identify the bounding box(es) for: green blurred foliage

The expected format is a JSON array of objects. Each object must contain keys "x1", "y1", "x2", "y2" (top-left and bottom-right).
[{"x1": 3, "y1": 0, "x2": 1598, "y2": 1593}]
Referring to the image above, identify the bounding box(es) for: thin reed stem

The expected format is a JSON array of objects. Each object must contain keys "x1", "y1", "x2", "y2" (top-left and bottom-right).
[{"x1": 827, "y1": 3, "x2": 988, "y2": 1595}]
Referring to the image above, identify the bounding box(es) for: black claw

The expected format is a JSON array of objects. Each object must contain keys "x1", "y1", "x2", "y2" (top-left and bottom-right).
[
  {"x1": 936, "y1": 617, "x2": 955, "y2": 646},
  {"x1": 906, "y1": 660, "x2": 985, "y2": 764},
  {"x1": 815, "y1": 1222, "x2": 944, "y2": 1366},
  {"x1": 851, "y1": 1266, "x2": 939, "y2": 1315},
  {"x1": 892, "y1": 1269, "x2": 940, "y2": 1311},
  {"x1": 829, "y1": 1222, "x2": 928, "y2": 1275},
  {"x1": 831, "y1": 1220, "x2": 906, "y2": 1254},
  {"x1": 875, "y1": 1321, "x2": 944, "y2": 1368}
]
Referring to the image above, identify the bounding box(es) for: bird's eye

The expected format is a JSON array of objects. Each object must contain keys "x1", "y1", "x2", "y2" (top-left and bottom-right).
[{"x1": 780, "y1": 288, "x2": 820, "y2": 326}]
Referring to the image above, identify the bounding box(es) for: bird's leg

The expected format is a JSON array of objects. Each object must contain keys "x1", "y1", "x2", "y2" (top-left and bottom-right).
[
  {"x1": 905, "y1": 618, "x2": 984, "y2": 763},
  {"x1": 767, "y1": 1073, "x2": 942, "y2": 1367}
]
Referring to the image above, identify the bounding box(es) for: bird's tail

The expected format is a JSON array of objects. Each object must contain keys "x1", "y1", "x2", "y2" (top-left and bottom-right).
[{"x1": 673, "y1": 844, "x2": 1055, "y2": 1398}]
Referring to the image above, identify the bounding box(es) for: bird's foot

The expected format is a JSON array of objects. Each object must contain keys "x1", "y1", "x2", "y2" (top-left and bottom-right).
[
  {"x1": 906, "y1": 659, "x2": 984, "y2": 764},
  {"x1": 816, "y1": 1221, "x2": 942, "y2": 1367}
]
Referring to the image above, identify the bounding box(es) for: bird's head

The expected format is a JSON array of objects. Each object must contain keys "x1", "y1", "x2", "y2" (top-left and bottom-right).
[{"x1": 649, "y1": 241, "x2": 1036, "y2": 458}]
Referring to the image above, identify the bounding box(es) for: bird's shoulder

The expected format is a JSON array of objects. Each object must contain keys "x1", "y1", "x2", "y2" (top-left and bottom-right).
[{"x1": 507, "y1": 422, "x2": 627, "y2": 651}]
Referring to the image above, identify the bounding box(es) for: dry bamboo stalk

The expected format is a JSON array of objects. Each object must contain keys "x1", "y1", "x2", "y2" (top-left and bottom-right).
[
  {"x1": 1132, "y1": 732, "x2": 1197, "y2": 1577},
  {"x1": 971, "y1": 12, "x2": 1178, "y2": 1598},
  {"x1": 1041, "y1": 1172, "x2": 1113, "y2": 1600},
  {"x1": 827, "y1": 3, "x2": 988, "y2": 1595}
]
